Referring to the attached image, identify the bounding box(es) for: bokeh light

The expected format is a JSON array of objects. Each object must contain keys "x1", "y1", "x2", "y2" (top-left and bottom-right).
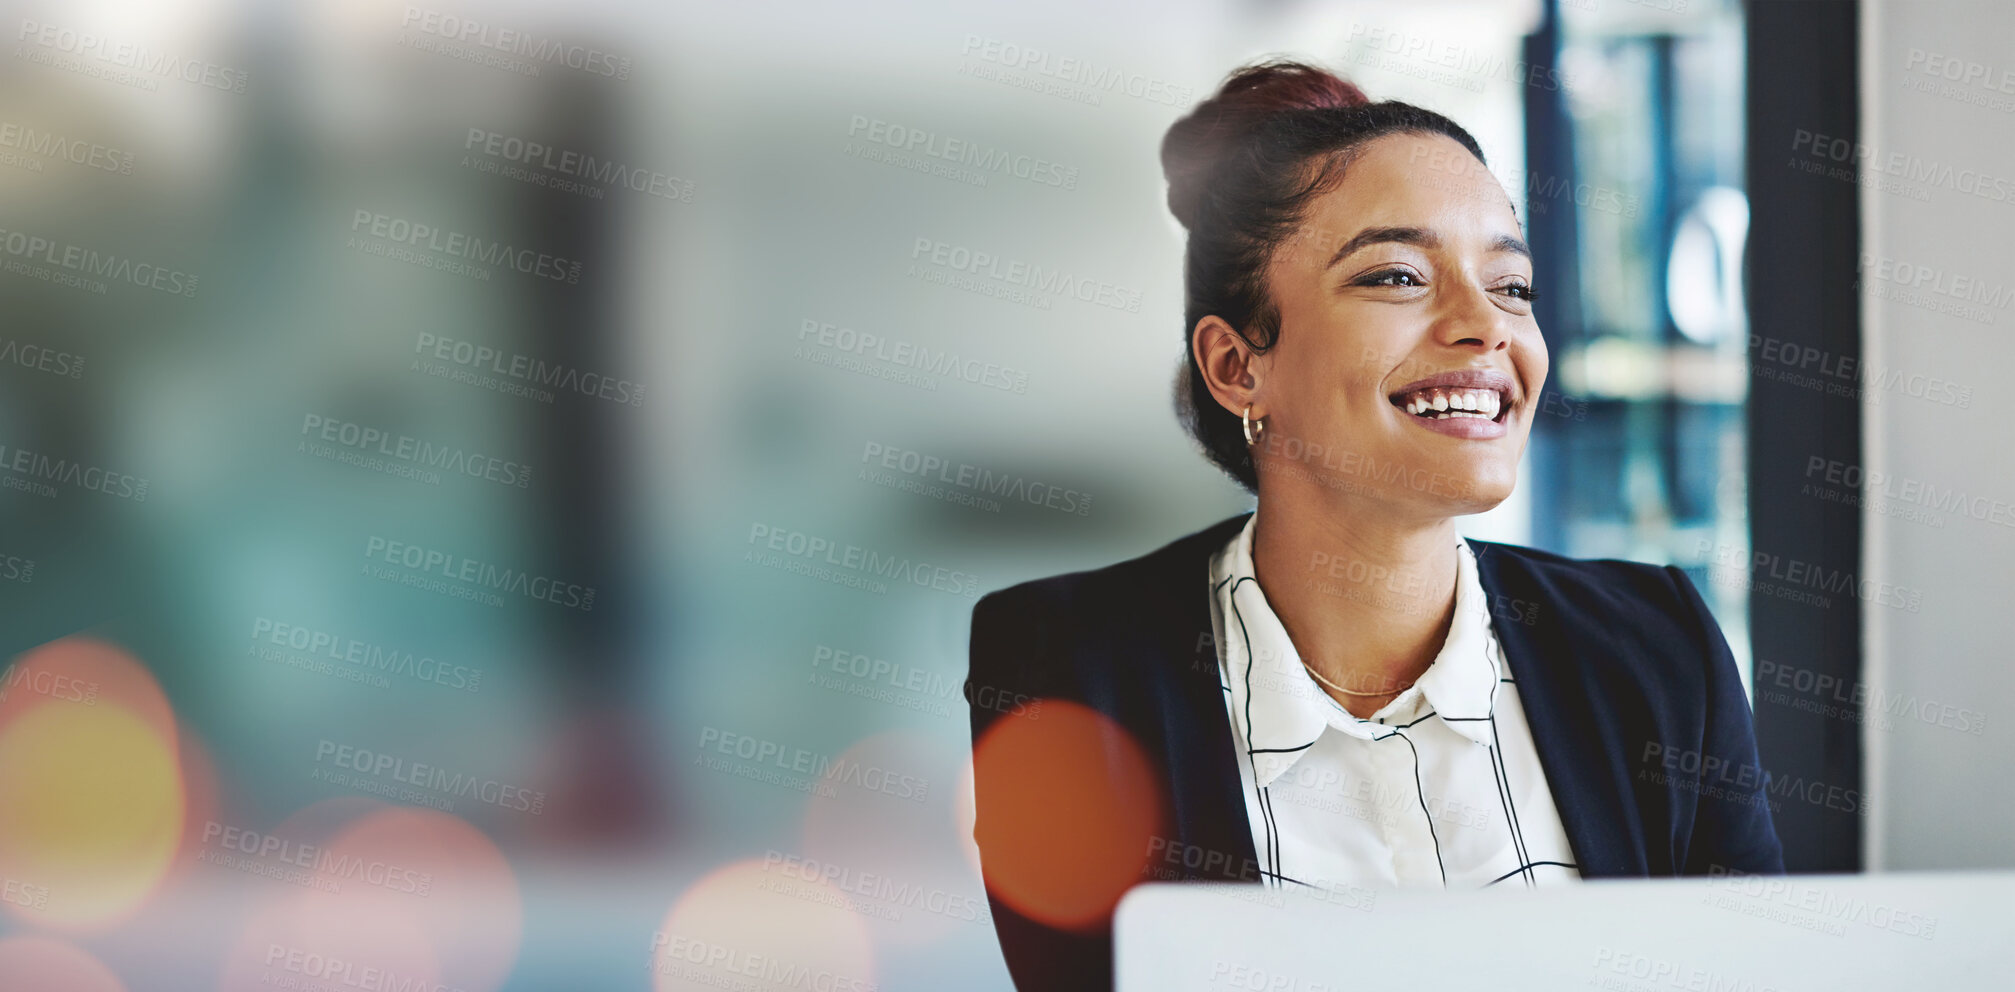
[
  {"x1": 0, "y1": 638, "x2": 184, "y2": 930},
  {"x1": 968, "y1": 700, "x2": 1164, "y2": 933},
  {"x1": 0, "y1": 637, "x2": 176, "y2": 747},
  {"x1": 800, "y1": 728, "x2": 988, "y2": 947},
  {"x1": 652, "y1": 858, "x2": 876, "y2": 992},
  {"x1": 204, "y1": 800, "x2": 521, "y2": 992},
  {"x1": 323, "y1": 807, "x2": 524, "y2": 992},
  {"x1": 218, "y1": 884, "x2": 442, "y2": 992}
]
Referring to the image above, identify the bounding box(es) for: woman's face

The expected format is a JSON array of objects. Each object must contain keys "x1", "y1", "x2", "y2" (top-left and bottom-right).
[{"x1": 1250, "y1": 131, "x2": 1549, "y2": 517}]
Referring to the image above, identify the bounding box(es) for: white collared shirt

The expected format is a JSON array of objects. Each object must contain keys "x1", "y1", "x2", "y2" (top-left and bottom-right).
[{"x1": 1207, "y1": 513, "x2": 1580, "y2": 894}]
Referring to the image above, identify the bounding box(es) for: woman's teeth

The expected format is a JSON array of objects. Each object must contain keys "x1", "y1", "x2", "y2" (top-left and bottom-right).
[{"x1": 1403, "y1": 388, "x2": 1501, "y2": 420}]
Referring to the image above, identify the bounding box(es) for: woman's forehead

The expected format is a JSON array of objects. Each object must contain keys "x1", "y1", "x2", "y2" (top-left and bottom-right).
[{"x1": 1301, "y1": 133, "x2": 1520, "y2": 244}]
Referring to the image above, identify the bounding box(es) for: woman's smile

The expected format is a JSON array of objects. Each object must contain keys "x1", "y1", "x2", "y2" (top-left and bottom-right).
[{"x1": 1386, "y1": 366, "x2": 1516, "y2": 439}]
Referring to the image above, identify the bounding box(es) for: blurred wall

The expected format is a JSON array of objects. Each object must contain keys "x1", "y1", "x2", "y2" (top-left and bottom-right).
[{"x1": 1860, "y1": 0, "x2": 2015, "y2": 869}]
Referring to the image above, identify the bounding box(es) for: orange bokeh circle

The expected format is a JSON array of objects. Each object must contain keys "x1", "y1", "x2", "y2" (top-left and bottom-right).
[{"x1": 968, "y1": 700, "x2": 1164, "y2": 932}]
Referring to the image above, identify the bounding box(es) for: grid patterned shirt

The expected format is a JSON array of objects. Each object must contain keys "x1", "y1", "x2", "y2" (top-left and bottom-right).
[{"x1": 1207, "y1": 512, "x2": 1582, "y2": 895}]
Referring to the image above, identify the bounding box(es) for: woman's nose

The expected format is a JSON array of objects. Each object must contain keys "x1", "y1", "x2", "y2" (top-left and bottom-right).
[{"x1": 1433, "y1": 283, "x2": 1514, "y2": 351}]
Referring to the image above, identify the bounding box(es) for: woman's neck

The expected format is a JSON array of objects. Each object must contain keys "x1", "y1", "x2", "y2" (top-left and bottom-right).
[{"x1": 1249, "y1": 492, "x2": 1460, "y2": 719}]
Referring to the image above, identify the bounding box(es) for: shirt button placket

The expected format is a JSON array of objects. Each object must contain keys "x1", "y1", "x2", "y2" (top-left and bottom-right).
[{"x1": 1376, "y1": 733, "x2": 1439, "y2": 886}]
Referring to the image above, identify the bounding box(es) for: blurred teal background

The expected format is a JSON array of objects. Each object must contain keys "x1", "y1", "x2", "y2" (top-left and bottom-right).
[{"x1": 0, "y1": 0, "x2": 1760, "y2": 988}]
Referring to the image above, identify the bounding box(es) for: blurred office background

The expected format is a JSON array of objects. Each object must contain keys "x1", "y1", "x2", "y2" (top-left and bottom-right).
[{"x1": 0, "y1": 0, "x2": 2007, "y2": 988}]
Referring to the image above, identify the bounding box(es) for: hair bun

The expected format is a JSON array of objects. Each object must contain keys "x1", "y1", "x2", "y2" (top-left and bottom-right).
[{"x1": 1160, "y1": 59, "x2": 1369, "y2": 231}]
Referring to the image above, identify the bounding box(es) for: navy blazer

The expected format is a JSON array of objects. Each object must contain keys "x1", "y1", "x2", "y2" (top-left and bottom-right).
[{"x1": 965, "y1": 513, "x2": 1784, "y2": 991}]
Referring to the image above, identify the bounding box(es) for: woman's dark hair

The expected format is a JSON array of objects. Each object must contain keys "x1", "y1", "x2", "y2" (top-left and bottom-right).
[{"x1": 1163, "y1": 59, "x2": 1489, "y2": 491}]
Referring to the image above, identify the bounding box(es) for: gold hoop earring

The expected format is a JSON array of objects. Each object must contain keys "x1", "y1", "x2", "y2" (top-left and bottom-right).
[{"x1": 1242, "y1": 405, "x2": 1265, "y2": 446}]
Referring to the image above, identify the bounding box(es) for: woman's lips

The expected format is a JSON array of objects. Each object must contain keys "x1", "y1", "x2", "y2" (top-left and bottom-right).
[
  {"x1": 1386, "y1": 367, "x2": 1517, "y2": 440},
  {"x1": 1399, "y1": 404, "x2": 1508, "y2": 439}
]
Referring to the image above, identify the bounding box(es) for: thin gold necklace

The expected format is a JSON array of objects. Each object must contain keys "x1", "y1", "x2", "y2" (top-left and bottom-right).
[{"x1": 1300, "y1": 659, "x2": 1414, "y2": 698}]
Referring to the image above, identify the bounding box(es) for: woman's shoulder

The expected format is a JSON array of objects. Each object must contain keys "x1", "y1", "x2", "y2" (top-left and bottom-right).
[
  {"x1": 1465, "y1": 537, "x2": 1734, "y2": 702},
  {"x1": 1464, "y1": 536, "x2": 1713, "y2": 624},
  {"x1": 972, "y1": 512, "x2": 1249, "y2": 627},
  {"x1": 968, "y1": 514, "x2": 1246, "y2": 690}
]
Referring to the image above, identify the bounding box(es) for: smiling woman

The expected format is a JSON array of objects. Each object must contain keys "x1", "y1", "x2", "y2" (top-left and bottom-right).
[{"x1": 963, "y1": 59, "x2": 1786, "y2": 992}]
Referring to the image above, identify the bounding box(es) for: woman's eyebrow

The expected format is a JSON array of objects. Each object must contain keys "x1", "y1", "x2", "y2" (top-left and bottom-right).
[
  {"x1": 1325, "y1": 226, "x2": 1436, "y2": 269},
  {"x1": 1322, "y1": 227, "x2": 1531, "y2": 267},
  {"x1": 1493, "y1": 234, "x2": 1532, "y2": 259}
]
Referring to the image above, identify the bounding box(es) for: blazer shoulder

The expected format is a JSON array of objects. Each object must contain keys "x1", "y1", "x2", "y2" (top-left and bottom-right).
[
  {"x1": 1466, "y1": 537, "x2": 1725, "y2": 689},
  {"x1": 1466, "y1": 537, "x2": 1698, "y2": 615},
  {"x1": 973, "y1": 513, "x2": 1249, "y2": 628}
]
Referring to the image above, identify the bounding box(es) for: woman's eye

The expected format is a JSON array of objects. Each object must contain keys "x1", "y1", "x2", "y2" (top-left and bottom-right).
[
  {"x1": 1498, "y1": 282, "x2": 1540, "y2": 302},
  {"x1": 1361, "y1": 269, "x2": 1422, "y2": 287}
]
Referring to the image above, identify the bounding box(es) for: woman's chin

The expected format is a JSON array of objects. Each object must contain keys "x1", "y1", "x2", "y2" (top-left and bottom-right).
[
  {"x1": 1446, "y1": 490, "x2": 1512, "y2": 518},
  {"x1": 1393, "y1": 471, "x2": 1517, "y2": 519}
]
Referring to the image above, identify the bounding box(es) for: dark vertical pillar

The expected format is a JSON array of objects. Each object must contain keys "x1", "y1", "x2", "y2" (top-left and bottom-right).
[
  {"x1": 1650, "y1": 34, "x2": 1683, "y2": 512},
  {"x1": 1744, "y1": 0, "x2": 1863, "y2": 873},
  {"x1": 522, "y1": 73, "x2": 662, "y2": 845},
  {"x1": 1522, "y1": 0, "x2": 1582, "y2": 555}
]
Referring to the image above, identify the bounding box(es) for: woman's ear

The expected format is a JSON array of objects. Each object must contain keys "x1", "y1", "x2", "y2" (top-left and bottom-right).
[{"x1": 1192, "y1": 315, "x2": 1264, "y2": 416}]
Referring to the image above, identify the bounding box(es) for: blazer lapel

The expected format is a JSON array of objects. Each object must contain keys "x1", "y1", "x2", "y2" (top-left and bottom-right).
[
  {"x1": 1140, "y1": 520, "x2": 1649, "y2": 886},
  {"x1": 1467, "y1": 538, "x2": 1649, "y2": 877},
  {"x1": 1145, "y1": 514, "x2": 1262, "y2": 883}
]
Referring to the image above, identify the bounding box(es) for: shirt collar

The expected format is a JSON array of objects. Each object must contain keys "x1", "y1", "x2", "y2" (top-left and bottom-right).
[{"x1": 1210, "y1": 514, "x2": 1502, "y2": 789}]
